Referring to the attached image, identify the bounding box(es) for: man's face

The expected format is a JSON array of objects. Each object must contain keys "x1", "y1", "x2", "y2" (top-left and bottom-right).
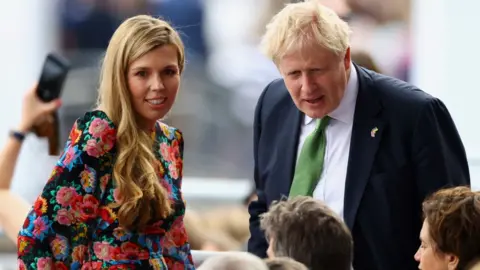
[{"x1": 278, "y1": 45, "x2": 351, "y2": 119}]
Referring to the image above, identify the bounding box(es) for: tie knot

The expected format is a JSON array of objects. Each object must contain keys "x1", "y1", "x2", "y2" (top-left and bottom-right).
[{"x1": 316, "y1": 116, "x2": 330, "y2": 131}]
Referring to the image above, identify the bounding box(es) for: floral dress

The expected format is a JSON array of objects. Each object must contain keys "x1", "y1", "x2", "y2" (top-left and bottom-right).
[{"x1": 17, "y1": 111, "x2": 194, "y2": 269}]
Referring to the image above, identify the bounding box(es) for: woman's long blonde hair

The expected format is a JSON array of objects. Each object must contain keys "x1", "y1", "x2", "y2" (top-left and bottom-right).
[{"x1": 97, "y1": 15, "x2": 185, "y2": 231}]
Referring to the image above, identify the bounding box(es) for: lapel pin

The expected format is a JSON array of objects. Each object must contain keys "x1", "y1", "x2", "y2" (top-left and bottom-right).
[{"x1": 370, "y1": 127, "x2": 378, "y2": 138}]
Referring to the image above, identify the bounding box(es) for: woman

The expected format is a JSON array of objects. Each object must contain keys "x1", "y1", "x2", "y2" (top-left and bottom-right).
[
  {"x1": 415, "y1": 186, "x2": 480, "y2": 270},
  {"x1": 17, "y1": 15, "x2": 194, "y2": 269},
  {"x1": 0, "y1": 85, "x2": 60, "y2": 242}
]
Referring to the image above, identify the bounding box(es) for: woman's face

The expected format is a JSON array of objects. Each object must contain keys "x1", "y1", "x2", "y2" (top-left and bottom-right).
[
  {"x1": 414, "y1": 221, "x2": 458, "y2": 270},
  {"x1": 127, "y1": 45, "x2": 180, "y2": 129}
]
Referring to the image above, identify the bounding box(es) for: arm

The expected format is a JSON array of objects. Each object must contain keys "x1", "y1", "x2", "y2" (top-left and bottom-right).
[
  {"x1": 0, "y1": 135, "x2": 25, "y2": 189},
  {"x1": 247, "y1": 84, "x2": 270, "y2": 258},
  {"x1": 0, "y1": 84, "x2": 60, "y2": 189},
  {"x1": 17, "y1": 114, "x2": 114, "y2": 269},
  {"x1": 0, "y1": 85, "x2": 60, "y2": 241},
  {"x1": 0, "y1": 132, "x2": 29, "y2": 242},
  {"x1": 0, "y1": 190, "x2": 30, "y2": 242},
  {"x1": 412, "y1": 98, "x2": 470, "y2": 201}
]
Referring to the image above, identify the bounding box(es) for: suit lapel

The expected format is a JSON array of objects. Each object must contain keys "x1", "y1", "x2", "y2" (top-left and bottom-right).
[
  {"x1": 344, "y1": 66, "x2": 384, "y2": 230},
  {"x1": 273, "y1": 96, "x2": 303, "y2": 198}
]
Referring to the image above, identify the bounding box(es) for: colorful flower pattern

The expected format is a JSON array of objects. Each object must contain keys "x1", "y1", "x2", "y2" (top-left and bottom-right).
[{"x1": 17, "y1": 111, "x2": 194, "y2": 269}]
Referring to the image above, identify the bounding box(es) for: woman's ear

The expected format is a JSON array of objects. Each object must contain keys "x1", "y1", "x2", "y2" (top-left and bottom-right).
[
  {"x1": 446, "y1": 254, "x2": 459, "y2": 270},
  {"x1": 267, "y1": 237, "x2": 276, "y2": 259}
]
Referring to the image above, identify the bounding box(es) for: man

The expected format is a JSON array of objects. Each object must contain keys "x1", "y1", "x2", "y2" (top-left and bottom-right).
[
  {"x1": 260, "y1": 196, "x2": 353, "y2": 270},
  {"x1": 247, "y1": 1, "x2": 470, "y2": 270}
]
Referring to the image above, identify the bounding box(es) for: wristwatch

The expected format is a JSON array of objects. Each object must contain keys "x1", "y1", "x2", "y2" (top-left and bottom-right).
[{"x1": 10, "y1": 130, "x2": 26, "y2": 142}]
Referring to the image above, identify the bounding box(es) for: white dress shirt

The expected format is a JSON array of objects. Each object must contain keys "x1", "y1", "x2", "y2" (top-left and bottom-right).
[{"x1": 296, "y1": 66, "x2": 359, "y2": 220}]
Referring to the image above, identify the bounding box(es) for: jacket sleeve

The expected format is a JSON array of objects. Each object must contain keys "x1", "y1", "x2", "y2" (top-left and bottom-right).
[
  {"x1": 247, "y1": 82, "x2": 272, "y2": 258},
  {"x1": 412, "y1": 98, "x2": 470, "y2": 201}
]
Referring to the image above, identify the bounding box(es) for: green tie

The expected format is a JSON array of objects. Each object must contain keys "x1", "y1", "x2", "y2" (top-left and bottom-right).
[{"x1": 289, "y1": 116, "x2": 330, "y2": 197}]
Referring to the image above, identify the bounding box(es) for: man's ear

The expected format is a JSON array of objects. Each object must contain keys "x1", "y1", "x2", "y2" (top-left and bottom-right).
[{"x1": 344, "y1": 47, "x2": 351, "y2": 70}]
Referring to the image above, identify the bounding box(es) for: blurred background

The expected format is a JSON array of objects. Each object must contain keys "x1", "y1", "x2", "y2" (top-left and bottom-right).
[{"x1": 0, "y1": 0, "x2": 478, "y2": 268}]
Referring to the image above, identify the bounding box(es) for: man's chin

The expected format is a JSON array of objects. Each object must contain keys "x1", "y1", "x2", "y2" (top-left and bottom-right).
[
  {"x1": 300, "y1": 101, "x2": 332, "y2": 119},
  {"x1": 302, "y1": 110, "x2": 329, "y2": 119}
]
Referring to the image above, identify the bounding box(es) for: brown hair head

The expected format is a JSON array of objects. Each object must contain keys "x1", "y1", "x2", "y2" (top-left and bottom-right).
[
  {"x1": 422, "y1": 186, "x2": 480, "y2": 269},
  {"x1": 351, "y1": 50, "x2": 381, "y2": 73},
  {"x1": 260, "y1": 196, "x2": 352, "y2": 270}
]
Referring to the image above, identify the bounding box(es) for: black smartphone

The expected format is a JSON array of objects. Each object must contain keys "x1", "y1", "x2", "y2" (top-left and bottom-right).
[{"x1": 36, "y1": 53, "x2": 70, "y2": 102}]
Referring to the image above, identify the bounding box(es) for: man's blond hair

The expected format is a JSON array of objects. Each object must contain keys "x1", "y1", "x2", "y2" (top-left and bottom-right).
[{"x1": 260, "y1": 0, "x2": 351, "y2": 62}]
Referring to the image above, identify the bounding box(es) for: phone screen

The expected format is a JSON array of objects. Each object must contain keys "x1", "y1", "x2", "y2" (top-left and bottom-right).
[{"x1": 37, "y1": 54, "x2": 70, "y2": 102}]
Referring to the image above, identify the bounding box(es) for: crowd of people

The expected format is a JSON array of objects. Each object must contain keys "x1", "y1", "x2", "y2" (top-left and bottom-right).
[{"x1": 0, "y1": 0, "x2": 478, "y2": 269}]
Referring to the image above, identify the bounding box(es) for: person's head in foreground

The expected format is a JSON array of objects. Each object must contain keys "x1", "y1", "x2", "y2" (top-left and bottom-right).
[
  {"x1": 265, "y1": 257, "x2": 308, "y2": 270},
  {"x1": 260, "y1": 0, "x2": 352, "y2": 119},
  {"x1": 197, "y1": 252, "x2": 268, "y2": 270},
  {"x1": 97, "y1": 14, "x2": 185, "y2": 231},
  {"x1": 468, "y1": 259, "x2": 480, "y2": 270},
  {"x1": 351, "y1": 50, "x2": 382, "y2": 73},
  {"x1": 415, "y1": 186, "x2": 480, "y2": 270},
  {"x1": 260, "y1": 196, "x2": 353, "y2": 270}
]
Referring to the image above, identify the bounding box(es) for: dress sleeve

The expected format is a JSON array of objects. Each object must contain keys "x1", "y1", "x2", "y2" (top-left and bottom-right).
[
  {"x1": 17, "y1": 113, "x2": 116, "y2": 269},
  {"x1": 162, "y1": 129, "x2": 195, "y2": 269}
]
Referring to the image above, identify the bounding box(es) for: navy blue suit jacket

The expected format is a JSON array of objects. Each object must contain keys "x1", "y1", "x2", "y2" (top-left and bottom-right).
[{"x1": 247, "y1": 65, "x2": 470, "y2": 270}]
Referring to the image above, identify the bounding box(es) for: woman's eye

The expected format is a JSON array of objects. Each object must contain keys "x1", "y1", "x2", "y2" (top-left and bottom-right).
[
  {"x1": 165, "y1": 69, "x2": 177, "y2": 76},
  {"x1": 135, "y1": 71, "x2": 147, "y2": 77}
]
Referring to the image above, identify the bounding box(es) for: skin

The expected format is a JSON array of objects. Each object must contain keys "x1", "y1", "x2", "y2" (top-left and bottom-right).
[
  {"x1": 414, "y1": 221, "x2": 458, "y2": 270},
  {"x1": 267, "y1": 237, "x2": 275, "y2": 259},
  {"x1": 277, "y1": 45, "x2": 351, "y2": 119},
  {"x1": 127, "y1": 45, "x2": 181, "y2": 130},
  {"x1": 0, "y1": 85, "x2": 60, "y2": 189},
  {"x1": 0, "y1": 85, "x2": 61, "y2": 243}
]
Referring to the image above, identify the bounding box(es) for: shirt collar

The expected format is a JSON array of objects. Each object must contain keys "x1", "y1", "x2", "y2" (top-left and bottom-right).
[{"x1": 304, "y1": 64, "x2": 359, "y2": 125}]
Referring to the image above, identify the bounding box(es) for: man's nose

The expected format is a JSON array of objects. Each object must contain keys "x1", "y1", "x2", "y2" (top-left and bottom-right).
[{"x1": 300, "y1": 73, "x2": 315, "y2": 93}]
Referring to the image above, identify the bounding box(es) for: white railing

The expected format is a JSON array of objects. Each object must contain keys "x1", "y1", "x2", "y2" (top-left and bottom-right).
[
  {"x1": 192, "y1": 250, "x2": 248, "y2": 266},
  {"x1": 182, "y1": 177, "x2": 252, "y2": 202}
]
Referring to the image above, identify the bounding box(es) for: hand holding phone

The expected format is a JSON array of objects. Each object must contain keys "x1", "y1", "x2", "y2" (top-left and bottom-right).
[{"x1": 31, "y1": 53, "x2": 70, "y2": 156}]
